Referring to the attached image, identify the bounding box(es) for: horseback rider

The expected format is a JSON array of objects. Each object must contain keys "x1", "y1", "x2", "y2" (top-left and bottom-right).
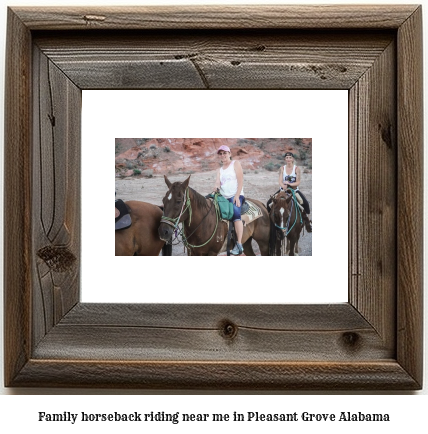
[
  {"x1": 279, "y1": 152, "x2": 312, "y2": 233},
  {"x1": 213, "y1": 145, "x2": 245, "y2": 255}
]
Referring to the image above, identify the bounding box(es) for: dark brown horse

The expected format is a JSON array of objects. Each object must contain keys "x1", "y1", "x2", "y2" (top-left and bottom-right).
[
  {"x1": 115, "y1": 200, "x2": 172, "y2": 256},
  {"x1": 269, "y1": 190, "x2": 303, "y2": 256},
  {"x1": 158, "y1": 176, "x2": 271, "y2": 256}
]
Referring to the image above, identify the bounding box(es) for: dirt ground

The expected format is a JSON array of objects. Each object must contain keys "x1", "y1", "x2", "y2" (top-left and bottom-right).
[{"x1": 115, "y1": 169, "x2": 312, "y2": 256}]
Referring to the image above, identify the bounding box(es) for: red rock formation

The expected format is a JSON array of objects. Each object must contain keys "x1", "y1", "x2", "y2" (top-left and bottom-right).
[{"x1": 115, "y1": 138, "x2": 312, "y2": 177}]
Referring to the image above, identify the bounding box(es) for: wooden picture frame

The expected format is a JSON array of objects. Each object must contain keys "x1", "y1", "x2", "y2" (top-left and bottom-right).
[{"x1": 4, "y1": 5, "x2": 423, "y2": 390}]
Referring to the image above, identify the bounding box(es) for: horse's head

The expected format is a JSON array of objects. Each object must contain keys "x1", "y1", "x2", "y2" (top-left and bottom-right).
[
  {"x1": 270, "y1": 191, "x2": 292, "y2": 240},
  {"x1": 158, "y1": 175, "x2": 191, "y2": 241}
]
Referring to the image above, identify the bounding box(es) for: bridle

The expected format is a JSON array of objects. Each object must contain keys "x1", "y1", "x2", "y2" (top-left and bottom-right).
[
  {"x1": 273, "y1": 188, "x2": 303, "y2": 235},
  {"x1": 160, "y1": 187, "x2": 192, "y2": 230},
  {"x1": 160, "y1": 187, "x2": 220, "y2": 249}
]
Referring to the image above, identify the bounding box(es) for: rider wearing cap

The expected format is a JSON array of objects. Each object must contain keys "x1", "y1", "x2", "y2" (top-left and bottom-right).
[
  {"x1": 279, "y1": 152, "x2": 312, "y2": 232},
  {"x1": 213, "y1": 145, "x2": 245, "y2": 255}
]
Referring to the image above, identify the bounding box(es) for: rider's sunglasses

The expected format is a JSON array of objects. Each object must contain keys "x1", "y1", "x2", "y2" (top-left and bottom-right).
[{"x1": 218, "y1": 152, "x2": 228, "y2": 156}]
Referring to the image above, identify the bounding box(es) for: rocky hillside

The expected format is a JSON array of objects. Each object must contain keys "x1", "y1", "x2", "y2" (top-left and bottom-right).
[{"x1": 115, "y1": 138, "x2": 312, "y2": 178}]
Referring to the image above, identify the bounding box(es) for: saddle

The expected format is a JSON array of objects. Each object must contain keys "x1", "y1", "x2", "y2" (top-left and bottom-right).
[
  {"x1": 115, "y1": 199, "x2": 132, "y2": 231},
  {"x1": 241, "y1": 201, "x2": 250, "y2": 214},
  {"x1": 205, "y1": 193, "x2": 264, "y2": 256}
]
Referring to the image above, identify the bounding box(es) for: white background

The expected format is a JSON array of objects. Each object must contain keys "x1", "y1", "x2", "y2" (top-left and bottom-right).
[
  {"x1": 0, "y1": 0, "x2": 426, "y2": 429},
  {"x1": 82, "y1": 89, "x2": 348, "y2": 303}
]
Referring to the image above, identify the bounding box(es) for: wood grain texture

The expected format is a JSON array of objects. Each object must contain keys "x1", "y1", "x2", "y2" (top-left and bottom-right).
[
  {"x1": 34, "y1": 31, "x2": 393, "y2": 90},
  {"x1": 32, "y1": 304, "x2": 391, "y2": 362},
  {"x1": 32, "y1": 46, "x2": 81, "y2": 348},
  {"x1": 3, "y1": 8, "x2": 32, "y2": 388},
  {"x1": 11, "y1": 5, "x2": 419, "y2": 30},
  {"x1": 349, "y1": 40, "x2": 396, "y2": 351},
  {"x1": 396, "y1": 6, "x2": 424, "y2": 386},
  {"x1": 60, "y1": 303, "x2": 370, "y2": 329},
  {"x1": 4, "y1": 5, "x2": 423, "y2": 390},
  {"x1": 12, "y1": 360, "x2": 419, "y2": 390}
]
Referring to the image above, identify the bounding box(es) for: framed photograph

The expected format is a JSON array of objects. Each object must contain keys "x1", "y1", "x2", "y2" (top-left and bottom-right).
[
  {"x1": 113, "y1": 136, "x2": 314, "y2": 257},
  {"x1": 4, "y1": 5, "x2": 423, "y2": 389}
]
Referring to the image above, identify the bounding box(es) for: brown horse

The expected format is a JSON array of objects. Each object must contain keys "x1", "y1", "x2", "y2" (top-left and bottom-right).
[
  {"x1": 158, "y1": 176, "x2": 271, "y2": 256},
  {"x1": 269, "y1": 190, "x2": 303, "y2": 256},
  {"x1": 115, "y1": 200, "x2": 172, "y2": 256}
]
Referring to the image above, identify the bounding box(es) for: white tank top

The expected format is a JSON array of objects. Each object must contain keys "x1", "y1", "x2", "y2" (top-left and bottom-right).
[
  {"x1": 282, "y1": 165, "x2": 299, "y2": 190},
  {"x1": 219, "y1": 160, "x2": 244, "y2": 199}
]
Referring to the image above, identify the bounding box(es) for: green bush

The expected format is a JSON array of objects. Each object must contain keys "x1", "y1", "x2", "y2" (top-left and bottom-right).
[{"x1": 264, "y1": 162, "x2": 281, "y2": 172}]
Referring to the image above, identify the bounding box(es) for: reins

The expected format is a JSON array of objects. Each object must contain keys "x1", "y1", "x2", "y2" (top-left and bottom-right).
[
  {"x1": 274, "y1": 188, "x2": 303, "y2": 236},
  {"x1": 182, "y1": 193, "x2": 220, "y2": 249},
  {"x1": 161, "y1": 187, "x2": 220, "y2": 249}
]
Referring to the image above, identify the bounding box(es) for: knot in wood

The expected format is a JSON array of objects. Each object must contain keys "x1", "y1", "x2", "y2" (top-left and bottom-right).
[
  {"x1": 83, "y1": 15, "x2": 106, "y2": 23},
  {"x1": 219, "y1": 320, "x2": 238, "y2": 340},
  {"x1": 251, "y1": 45, "x2": 266, "y2": 52},
  {"x1": 37, "y1": 245, "x2": 76, "y2": 272},
  {"x1": 341, "y1": 332, "x2": 361, "y2": 351},
  {"x1": 378, "y1": 122, "x2": 393, "y2": 149}
]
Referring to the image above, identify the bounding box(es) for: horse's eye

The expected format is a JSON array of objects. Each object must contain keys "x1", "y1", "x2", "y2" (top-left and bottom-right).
[{"x1": 176, "y1": 200, "x2": 181, "y2": 205}]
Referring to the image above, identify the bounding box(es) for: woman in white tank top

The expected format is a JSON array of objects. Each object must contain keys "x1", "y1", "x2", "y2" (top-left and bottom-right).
[
  {"x1": 214, "y1": 145, "x2": 245, "y2": 255},
  {"x1": 279, "y1": 152, "x2": 301, "y2": 191},
  {"x1": 278, "y1": 152, "x2": 312, "y2": 232}
]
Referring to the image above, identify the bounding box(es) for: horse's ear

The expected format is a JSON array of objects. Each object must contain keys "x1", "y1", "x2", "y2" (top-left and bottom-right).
[
  {"x1": 182, "y1": 175, "x2": 191, "y2": 190},
  {"x1": 164, "y1": 175, "x2": 172, "y2": 188},
  {"x1": 286, "y1": 195, "x2": 292, "y2": 203}
]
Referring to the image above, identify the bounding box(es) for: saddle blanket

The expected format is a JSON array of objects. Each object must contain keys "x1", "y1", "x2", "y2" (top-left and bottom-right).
[
  {"x1": 241, "y1": 199, "x2": 263, "y2": 225},
  {"x1": 221, "y1": 199, "x2": 263, "y2": 226}
]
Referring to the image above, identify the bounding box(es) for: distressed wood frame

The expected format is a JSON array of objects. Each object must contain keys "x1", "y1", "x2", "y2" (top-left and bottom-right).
[{"x1": 4, "y1": 5, "x2": 423, "y2": 390}]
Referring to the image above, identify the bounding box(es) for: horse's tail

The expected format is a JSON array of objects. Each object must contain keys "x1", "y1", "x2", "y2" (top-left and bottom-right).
[{"x1": 162, "y1": 242, "x2": 172, "y2": 256}]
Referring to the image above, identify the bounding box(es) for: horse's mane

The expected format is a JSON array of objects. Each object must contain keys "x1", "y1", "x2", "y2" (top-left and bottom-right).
[{"x1": 189, "y1": 187, "x2": 211, "y2": 211}]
